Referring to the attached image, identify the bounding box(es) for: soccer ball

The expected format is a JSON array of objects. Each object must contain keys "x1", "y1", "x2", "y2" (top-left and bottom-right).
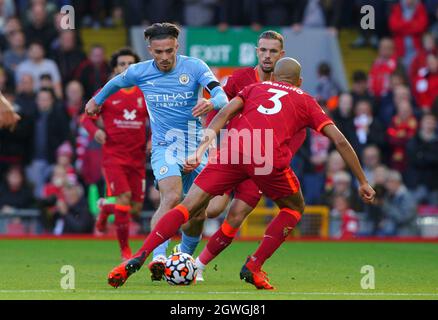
[{"x1": 164, "y1": 252, "x2": 198, "y2": 285}]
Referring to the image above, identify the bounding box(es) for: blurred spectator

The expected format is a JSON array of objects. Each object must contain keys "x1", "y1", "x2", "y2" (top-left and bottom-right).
[
  {"x1": 52, "y1": 182, "x2": 94, "y2": 235},
  {"x1": 144, "y1": 0, "x2": 182, "y2": 25},
  {"x1": 331, "y1": 92, "x2": 353, "y2": 135},
  {"x1": 218, "y1": 0, "x2": 258, "y2": 31},
  {"x1": 429, "y1": 6, "x2": 438, "y2": 39},
  {"x1": 0, "y1": 89, "x2": 34, "y2": 171},
  {"x1": 389, "y1": 0, "x2": 429, "y2": 69},
  {"x1": 182, "y1": 0, "x2": 219, "y2": 26},
  {"x1": 344, "y1": 99, "x2": 386, "y2": 155},
  {"x1": 2, "y1": 16, "x2": 23, "y2": 37},
  {"x1": 39, "y1": 73, "x2": 55, "y2": 90},
  {"x1": 409, "y1": 33, "x2": 437, "y2": 83},
  {"x1": 73, "y1": 0, "x2": 120, "y2": 28},
  {"x1": 361, "y1": 145, "x2": 382, "y2": 185},
  {"x1": 74, "y1": 45, "x2": 111, "y2": 100},
  {"x1": 54, "y1": 141, "x2": 78, "y2": 184},
  {"x1": 301, "y1": 128, "x2": 332, "y2": 204},
  {"x1": 379, "y1": 73, "x2": 410, "y2": 126},
  {"x1": 0, "y1": 0, "x2": 16, "y2": 32},
  {"x1": 320, "y1": 170, "x2": 363, "y2": 212},
  {"x1": 407, "y1": 113, "x2": 438, "y2": 205},
  {"x1": 74, "y1": 124, "x2": 103, "y2": 187},
  {"x1": 15, "y1": 41, "x2": 63, "y2": 98},
  {"x1": 325, "y1": 150, "x2": 347, "y2": 189},
  {"x1": 413, "y1": 52, "x2": 438, "y2": 111},
  {"x1": 253, "y1": 0, "x2": 296, "y2": 28},
  {"x1": 2, "y1": 30, "x2": 27, "y2": 74},
  {"x1": 0, "y1": 165, "x2": 35, "y2": 213},
  {"x1": 26, "y1": 88, "x2": 69, "y2": 198},
  {"x1": 64, "y1": 80, "x2": 85, "y2": 143},
  {"x1": 315, "y1": 62, "x2": 340, "y2": 107},
  {"x1": 380, "y1": 170, "x2": 418, "y2": 236},
  {"x1": 368, "y1": 38, "x2": 398, "y2": 99},
  {"x1": 23, "y1": 0, "x2": 58, "y2": 25},
  {"x1": 386, "y1": 100, "x2": 418, "y2": 171},
  {"x1": 15, "y1": 73, "x2": 37, "y2": 117},
  {"x1": 299, "y1": 0, "x2": 343, "y2": 35},
  {"x1": 330, "y1": 195, "x2": 359, "y2": 239},
  {"x1": 42, "y1": 164, "x2": 67, "y2": 204},
  {"x1": 350, "y1": 70, "x2": 374, "y2": 107},
  {"x1": 51, "y1": 30, "x2": 86, "y2": 85},
  {"x1": 24, "y1": 2, "x2": 58, "y2": 52},
  {"x1": 364, "y1": 165, "x2": 389, "y2": 235}
]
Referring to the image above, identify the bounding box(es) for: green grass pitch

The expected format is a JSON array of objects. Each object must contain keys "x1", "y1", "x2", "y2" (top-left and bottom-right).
[{"x1": 0, "y1": 239, "x2": 437, "y2": 300}]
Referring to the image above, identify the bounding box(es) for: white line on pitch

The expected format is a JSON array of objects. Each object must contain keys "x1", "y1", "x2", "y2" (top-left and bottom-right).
[{"x1": 0, "y1": 290, "x2": 438, "y2": 297}]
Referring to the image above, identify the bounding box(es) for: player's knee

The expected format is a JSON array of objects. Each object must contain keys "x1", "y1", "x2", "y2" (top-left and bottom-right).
[
  {"x1": 206, "y1": 205, "x2": 223, "y2": 219},
  {"x1": 162, "y1": 192, "x2": 181, "y2": 209}
]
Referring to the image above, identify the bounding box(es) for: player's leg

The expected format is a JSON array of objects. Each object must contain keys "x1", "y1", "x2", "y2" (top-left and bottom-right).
[
  {"x1": 107, "y1": 162, "x2": 247, "y2": 287},
  {"x1": 245, "y1": 190, "x2": 304, "y2": 272},
  {"x1": 196, "y1": 180, "x2": 262, "y2": 274},
  {"x1": 148, "y1": 175, "x2": 183, "y2": 280},
  {"x1": 174, "y1": 192, "x2": 231, "y2": 254},
  {"x1": 114, "y1": 192, "x2": 134, "y2": 261},
  {"x1": 147, "y1": 147, "x2": 185, "y2": 279},
  {"x1": 107, "y1": 184, "x2": 213, "y2": 288},
  {"x1": 99, "y1": 166, "x2": 135, "y2": 260},
  {"x1": 95, "y1": 169, "x2": 118, "y2": 233},
  {"x1": 206, "y1": 193, "x2": 231, "y2": 219},
  {"x1": 240, "y1": 167, "x2": 303, "y2": 290},
  {"x1": 176, "y1": 160, "x2": 209, "y2": 257}
]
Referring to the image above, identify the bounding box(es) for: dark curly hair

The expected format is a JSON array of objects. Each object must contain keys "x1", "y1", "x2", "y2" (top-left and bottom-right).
[{"x1": 110, "y1": 47, "x2": 140, "y2": 69}]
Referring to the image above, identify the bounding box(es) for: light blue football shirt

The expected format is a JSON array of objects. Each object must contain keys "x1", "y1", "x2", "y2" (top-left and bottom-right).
[{"x1": 94, "y1": 54, "x2": 218, "y2": 158}]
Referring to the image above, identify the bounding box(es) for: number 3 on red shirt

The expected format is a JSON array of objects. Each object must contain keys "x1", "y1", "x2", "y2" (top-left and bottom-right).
[{"x1": 257, "y1": 88, "x2": 288, "y2": 115}]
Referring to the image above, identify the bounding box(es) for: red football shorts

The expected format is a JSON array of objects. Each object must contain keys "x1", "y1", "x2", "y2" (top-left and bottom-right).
[
  {"x1": 195, "y1": 162, "x2": 300, "y2": 201},
  {"x1": 222, "y1": 179, "x2": 262, "y2": 209},
  {"x1": 103, "y1": 164, "x2": 146, "y2": 203}
]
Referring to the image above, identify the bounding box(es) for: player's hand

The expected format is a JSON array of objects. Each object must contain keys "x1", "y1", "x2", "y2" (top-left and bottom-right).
[
  {"x1": 358, "y1": 183, "x2": 376, "y2": 204},
  {"x1": 192, "y1": 98, "x2": 214, "y2": 118},
  {"x1": 85, "y1": 98, "x2": 101, "y2": 117},
  {"x1": 0, "y1": 107, "x2": 21, "y2": 131},
  {"x1": 183, "y1": 152, "x2": 202, "y2": 173},
  {"x1": 94, "y1": 129, "x2": 107, "y2": 145}
]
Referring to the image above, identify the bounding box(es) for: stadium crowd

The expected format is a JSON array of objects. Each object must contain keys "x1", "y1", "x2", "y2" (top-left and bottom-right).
[{"x1": 1, "y1": 0, "x2": 438, "y2": 238}]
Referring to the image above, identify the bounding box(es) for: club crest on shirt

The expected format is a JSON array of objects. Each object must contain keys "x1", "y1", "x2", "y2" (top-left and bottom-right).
[
  {"x1": 137, "y1": 98, "x2": 144, "y2": 109},
  {"x1": 159, "y1": 166, "x2": 169, "y2": 175},
  {"x1": 179, "y1": 74, "x2": 190, "y2": 85}
]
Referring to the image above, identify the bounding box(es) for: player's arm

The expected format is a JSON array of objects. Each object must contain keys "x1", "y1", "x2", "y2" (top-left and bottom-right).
[
  {"x1": 192, "y1": 82, "x2": 229, "y2": 117},
  {"x1": 192, "y1": 59, "x2": 229, "y2": 117},
  {"x1": 321, "y1": 124, "x2": 376, "y2": 204},
  {"x1": 80, "y1": 114, "x2": 106, "y2": 144},
  {"x1": 85, "y1": 66, "x2": 137, "y2": 116},
  {"x1": 0, "y1": 91, "x2": 21, "y2": 131},
  {"x1": 186, "y1": 97, "x2": 243, "y2": 168}
]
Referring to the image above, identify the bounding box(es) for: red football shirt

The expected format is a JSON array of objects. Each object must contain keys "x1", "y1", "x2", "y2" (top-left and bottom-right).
[
  {"x1": 229, "y1": 81, "x2": 333, "y2": 169},
  {"x1": 82, "y1": 87, "x2": 148, "y2": 167},
  {"x1": 206, "y1": 67, "x2": 258, "y2": 127},
  {"x1": 207, "y1": 67, "x2": 306, "y2": 157}
]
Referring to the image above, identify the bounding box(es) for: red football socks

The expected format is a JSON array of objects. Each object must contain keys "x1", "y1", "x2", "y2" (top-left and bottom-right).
[
  {"x1": 114, "y1": 204, "x2": 132, "y2": 255},
  {"x1": 133, "y1": 205, "x2": 190, "y2": 263},
  {"x1": 247, "y1": 208, "x2": 301, "y2": 271},
  {"x1": 199, "y1": 220, "x2": 239, "y2": 265}
]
